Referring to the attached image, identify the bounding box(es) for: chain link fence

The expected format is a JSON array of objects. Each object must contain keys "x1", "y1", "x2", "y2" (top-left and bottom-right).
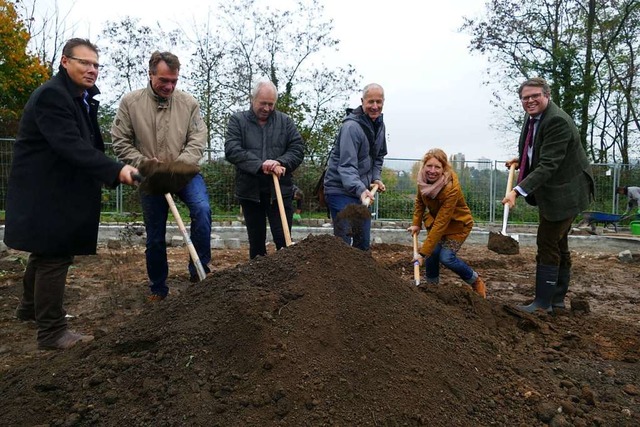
[{"x1": 1, "y1": 138, "x2": 639, "y2": 223}]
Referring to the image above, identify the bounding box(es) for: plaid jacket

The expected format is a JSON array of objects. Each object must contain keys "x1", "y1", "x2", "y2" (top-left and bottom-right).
[{"x1": 518, "y1": 100, "x2": 594, "y2": 221}]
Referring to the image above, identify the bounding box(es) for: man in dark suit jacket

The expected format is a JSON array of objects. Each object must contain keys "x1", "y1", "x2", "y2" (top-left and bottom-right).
[
  {"x1": 4, "y1": 38, "x2": 138, "y2": 350},
  {"x1": 502, "y1": 77, "x2": 594, "y2": 313}
]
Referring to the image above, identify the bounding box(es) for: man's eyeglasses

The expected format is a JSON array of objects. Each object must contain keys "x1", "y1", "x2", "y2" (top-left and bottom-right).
[
  {"x1": 521, "y1": 93, "x2": 543, "y2": 102},
  {"x1": 67, "y1": 56, "x2": 103, "y2": 70}
]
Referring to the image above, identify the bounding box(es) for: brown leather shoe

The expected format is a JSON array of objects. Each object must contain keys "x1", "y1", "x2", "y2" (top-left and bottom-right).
[
  {"x1": 38, "y1": 330, "x2": 94, "y2": 350},
  {"x1": 472, "y1": 277, "x2": 487, "y2": 299}
]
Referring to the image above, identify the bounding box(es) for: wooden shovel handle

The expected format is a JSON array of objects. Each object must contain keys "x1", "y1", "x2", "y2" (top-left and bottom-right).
[
  {"x1": 272, "y1": 173, "x2": 292, "y2": 247},
  {"x1": 165, "y1": 193, "x2": 207, "y2": 281},
  {"x1": 505, "y1": 163, "x2": 517, "y2": 197},
  {"x1": 362, "y1": 183, "x2": 379, "y2": 207},
  {"x1": 412, "y1": 232, "x2": 420, "y2": 285}
]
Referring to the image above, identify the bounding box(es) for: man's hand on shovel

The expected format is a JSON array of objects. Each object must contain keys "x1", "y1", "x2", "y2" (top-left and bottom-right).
[
  {"x1": 501, "y1": 159, "x2": 519, "y2": 209},
  {"x1": 119, "y1": 165, "x2": 140, "y2": 186},
  {"x1": 361, "y1": 184, "x2": 379, "y2": 207},
  {"x1": 262, "y1": 160, "x2": 286, "y2": 177}
]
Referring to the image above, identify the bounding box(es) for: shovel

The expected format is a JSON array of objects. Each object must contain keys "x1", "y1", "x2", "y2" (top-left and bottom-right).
[
  {"x1": 412, "y1": 232, "x2": 420, "y2": 286},
  {"x1": 335, "y1": 183, "x2": 380, "y2": 239},
  {"x1": 272, "y1": 173, "x2": 292, "y2": 247},
  {"x1": 137, "y1": 161, "x2": 208, "y2": 281},
  {"x1": 488, "y1": 163, "x2": 519, "y2": 255}
]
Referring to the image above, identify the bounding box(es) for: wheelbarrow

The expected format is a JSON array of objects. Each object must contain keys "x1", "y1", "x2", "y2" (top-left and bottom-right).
[{"x1": 578, "y1": 211, "x2": 627, "y2": 233}]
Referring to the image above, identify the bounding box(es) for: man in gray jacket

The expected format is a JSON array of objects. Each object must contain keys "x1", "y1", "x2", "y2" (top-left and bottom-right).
[
  {"x1": 503, "y1": 77, "x2": 594, "y2": 313},
  {"x1": 112, "y1": 51, "x2": 211, "y2": 300},
  {"x1": 323, "y1": 83, "x2": 388, "y2": 251},
  {"x1": 225, "y1": 80, "x2": 304, "y2": 259}
]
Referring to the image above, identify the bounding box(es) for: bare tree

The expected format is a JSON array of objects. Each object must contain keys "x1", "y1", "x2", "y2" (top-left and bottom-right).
[
  {"x1": 461, "y1": 0, "x2": 640, "y2": 162},
  {"x1": 216, "y1": 0, "x2": 360, "y2": 159},
  {"x1": 182, "y1": 11, "x2": 233, "y2": 157},
  {"x1": 98, "y1": 16, "x2": 181, "y2": 105},
  {"x1": 17, "y1": 0, "x2": 76, "y2": 74}
]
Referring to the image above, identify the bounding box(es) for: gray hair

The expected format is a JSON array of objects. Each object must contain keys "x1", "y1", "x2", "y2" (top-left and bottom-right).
[
  {"x1": 251, "y1": 80, "x2": 278, "y2": 101},
  {"x1": 362, "y1": 83, "x2": 384, "y2": 99}
]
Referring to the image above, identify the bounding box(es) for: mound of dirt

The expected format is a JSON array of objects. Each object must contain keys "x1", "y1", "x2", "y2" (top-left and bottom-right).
[{"x1": 1, "y1": 234, "x2": 638, "y2": 426}]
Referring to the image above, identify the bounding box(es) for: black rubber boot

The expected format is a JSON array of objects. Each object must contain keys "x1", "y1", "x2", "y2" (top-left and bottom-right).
[
  {"x1": 552, "y1": 267, "x2": 571, "y2": 309},
  {"x1": 516, "y1": 264, "x2": 559, "y2": 314}
]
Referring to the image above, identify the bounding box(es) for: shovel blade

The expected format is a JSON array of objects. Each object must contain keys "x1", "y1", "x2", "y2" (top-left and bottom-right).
[{"x1": 487, "y1": 231, "x2": 519, "y2": 255}]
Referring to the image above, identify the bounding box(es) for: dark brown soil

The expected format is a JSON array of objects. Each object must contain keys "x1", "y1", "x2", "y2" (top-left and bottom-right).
[
  {"x1": 0, "y1": 234, "x2": 639, "y2": 426},
  {"x1": 487, "y1": 230, "x2": 520, "y2": 255}
]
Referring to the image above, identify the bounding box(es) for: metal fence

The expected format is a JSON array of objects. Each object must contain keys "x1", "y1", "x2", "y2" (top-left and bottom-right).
[{"x1": 1, "y1": 138, "x2": 639, "y2": 223}]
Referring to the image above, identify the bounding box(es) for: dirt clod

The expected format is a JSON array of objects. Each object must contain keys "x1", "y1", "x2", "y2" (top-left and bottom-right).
[{"x1": 487, "y1": 231, "x2": 520, "y2": 254}]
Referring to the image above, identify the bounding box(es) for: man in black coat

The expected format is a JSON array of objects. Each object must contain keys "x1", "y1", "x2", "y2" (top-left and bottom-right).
[{"x1": 4, "y1": 38, "x2": 139, "y2": 350}]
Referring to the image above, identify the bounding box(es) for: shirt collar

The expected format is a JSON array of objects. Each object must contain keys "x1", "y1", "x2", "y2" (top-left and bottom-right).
[{"x1": 146, "y1": 83, "x2": 171, "y2": 109}]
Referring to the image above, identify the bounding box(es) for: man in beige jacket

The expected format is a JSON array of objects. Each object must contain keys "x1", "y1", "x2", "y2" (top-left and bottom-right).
[{"x1": 112, "y1": 51, "x2": 211, "y2": 300}]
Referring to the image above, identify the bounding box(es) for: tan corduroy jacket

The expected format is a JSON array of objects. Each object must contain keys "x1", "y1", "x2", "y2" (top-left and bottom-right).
[{"x1": 111, "y1": 84, "x2": 207, "y2": 167}]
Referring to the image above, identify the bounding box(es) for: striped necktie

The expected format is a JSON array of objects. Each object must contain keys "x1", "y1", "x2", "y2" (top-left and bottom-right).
[{"x1": 82, "y1": 91, "x2": 90, "y2": 114}]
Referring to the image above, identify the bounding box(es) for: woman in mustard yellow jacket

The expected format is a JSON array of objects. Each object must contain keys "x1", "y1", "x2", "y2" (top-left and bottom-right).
[{"x1": 407, "y1": 149, "x2": 486, "y2": 298}]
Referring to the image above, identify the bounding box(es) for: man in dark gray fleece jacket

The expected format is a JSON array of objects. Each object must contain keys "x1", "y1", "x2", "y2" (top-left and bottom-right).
[{"x1": 224, "y1": 80, "x2": 305, "y2": 259}]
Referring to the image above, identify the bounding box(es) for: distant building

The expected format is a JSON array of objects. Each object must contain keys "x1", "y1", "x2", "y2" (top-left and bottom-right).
[
  {"x1": 450, "y1": 152, "x2": 465, "y2": 170},
  {"x1": 476, "y1": 157, "x2": 492, "y2": 171}
]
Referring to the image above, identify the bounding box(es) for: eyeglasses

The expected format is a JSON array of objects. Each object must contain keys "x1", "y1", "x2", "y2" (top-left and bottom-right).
[
  {"x1": 67, "y1": 56, "x2": 102, "y2": 70},
  {"x1": 521, "y1": 93, "x2": 543, "y2": 102}
]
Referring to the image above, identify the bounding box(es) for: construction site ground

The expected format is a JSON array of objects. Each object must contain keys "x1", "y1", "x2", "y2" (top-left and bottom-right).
[{"x1": 0, "y1": 232, "x2": 638, "y2": 426}]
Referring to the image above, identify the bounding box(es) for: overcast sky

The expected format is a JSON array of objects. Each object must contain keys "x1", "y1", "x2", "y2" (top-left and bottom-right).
[{"x1": 36, "y1": 0, "x2": 519, "y2": 162}]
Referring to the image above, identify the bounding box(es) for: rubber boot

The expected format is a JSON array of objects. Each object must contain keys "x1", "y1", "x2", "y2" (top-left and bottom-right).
[
  {"x1": 552, "y1": 267, "x2": 570, "y2": 309},
  {"x1": 516, "y1": 264, "x2": 558, "y2": 314},
  {"x1": 34, "y1": 256, "x2": 73, "y2": 348}
]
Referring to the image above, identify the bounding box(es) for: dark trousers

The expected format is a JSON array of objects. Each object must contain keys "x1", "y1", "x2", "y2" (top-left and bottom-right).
[
  {"x1": 240, "y1": 192, "x2": 293, "y2": 259},
  {"x1": 536, "y1": 215, "x2": 575, "y2": 268},
  {"x1": 17, "y1": 253, "x2": 74, "y2": 346}
]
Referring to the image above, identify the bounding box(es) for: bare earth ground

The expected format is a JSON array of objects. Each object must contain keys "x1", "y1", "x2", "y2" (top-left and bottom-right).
[{"x1": 0, "y1": 233, "x2": 639, "y2": 426}]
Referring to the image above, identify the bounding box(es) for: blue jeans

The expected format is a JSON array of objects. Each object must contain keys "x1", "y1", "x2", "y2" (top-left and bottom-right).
[
  {"x1": 141, "y1": 174, "x2": 211, "y2": 296},
  {"x1": 424, "y1": 242, "x2": 476, "y2": 285},
  {"x1": 326, "y1": 193, "x2": 371, "y2": 251}
]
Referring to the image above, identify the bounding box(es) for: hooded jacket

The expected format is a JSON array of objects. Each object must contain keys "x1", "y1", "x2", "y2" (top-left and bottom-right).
[{"x1": 323, "y1": 106, "x2": 387, "y2": 198}]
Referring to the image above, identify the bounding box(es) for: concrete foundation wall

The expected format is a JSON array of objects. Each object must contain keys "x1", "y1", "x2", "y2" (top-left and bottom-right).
[{"x1": 1, "y1": 223, "x2": 638, "y2": 254}]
